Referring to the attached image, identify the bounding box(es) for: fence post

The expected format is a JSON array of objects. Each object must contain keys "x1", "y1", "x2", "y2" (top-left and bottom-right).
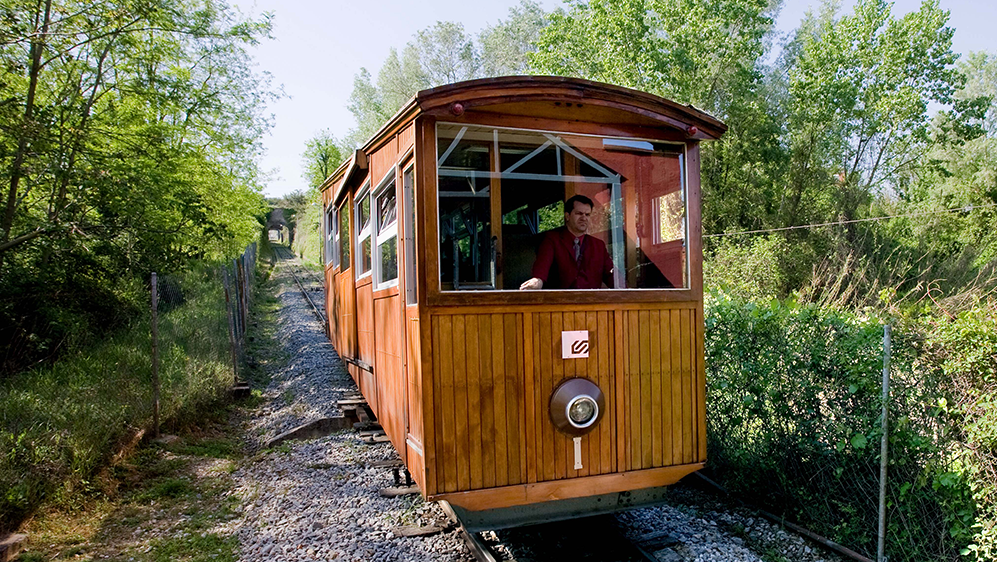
[
  {"x1": 877, "y1": 324, "x2": 892, "y2": 562},
  {"x1": 222, "y1": 268, "x2": 239, "y2": 381},
  {"x1": 151, "y1": 272, "x2": 160, "y2": 439}
]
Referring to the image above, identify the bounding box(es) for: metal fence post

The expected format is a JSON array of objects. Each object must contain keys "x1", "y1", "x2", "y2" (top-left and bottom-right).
[
  {"x1": 151, "y1": 272, "x2": 160, "y2": 439},
  {"x1": 222, "y1": 268, "x2": 240, "y2": 381},
  {"x1": 878, "y1": 324, "x2": 892, "y2": 562}
]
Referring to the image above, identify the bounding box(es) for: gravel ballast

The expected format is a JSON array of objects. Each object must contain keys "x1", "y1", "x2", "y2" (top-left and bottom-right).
[{"x1": 231, "y1": 261, "x2": 849, "y2": 562}]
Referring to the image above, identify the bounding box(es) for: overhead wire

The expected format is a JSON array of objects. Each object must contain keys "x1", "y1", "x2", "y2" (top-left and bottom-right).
[{"x1": 703, "y1": 202, "x2": 997, "y2": 238}]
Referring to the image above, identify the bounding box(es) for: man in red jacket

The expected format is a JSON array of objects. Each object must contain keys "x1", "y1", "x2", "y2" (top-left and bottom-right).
[{"x1": 519, "y1": 195, "x2": 615, "y2": 290}]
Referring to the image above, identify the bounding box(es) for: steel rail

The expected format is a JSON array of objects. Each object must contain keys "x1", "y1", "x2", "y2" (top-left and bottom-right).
[{"x1": 275, "y1": 246, "x2": 327, "y2": 327}]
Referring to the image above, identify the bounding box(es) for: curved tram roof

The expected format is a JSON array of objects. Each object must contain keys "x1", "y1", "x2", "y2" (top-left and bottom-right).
[{"x1": 322, "y1": 76, "x2": 727, "y2": 195}]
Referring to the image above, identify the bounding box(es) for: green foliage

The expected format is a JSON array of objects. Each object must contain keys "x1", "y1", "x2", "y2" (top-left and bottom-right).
[
  {"x1": 301, "y1": 130, "x2": 348, "y2": 190},
  {"x1": 705, "y1": 292, "x2": 994, "y2": 561},
  {"x1": 0, "y1": 0, "x2": 275, "y2": 374},
  {"x1": 704, "y1": 235, "x2": 789, "y2": 300},
  {"x1": 343, "y1": 5, "x2": 548, "y2": 147},
  {"x1": 479, "y1": 1, "x2": 549, "y2": 77},
  {"x1": 0, "y1": 265, "x2": 238, "y2": 533},
  {"x1": 291, "y1": 193, "x2": 324, "y2": 268},
  {"x1": 148, "y1": 532, "x2": 238, "y2": 562},
  {"x1": 923, "y1": 301, "x2": 997, "y2": 559}
]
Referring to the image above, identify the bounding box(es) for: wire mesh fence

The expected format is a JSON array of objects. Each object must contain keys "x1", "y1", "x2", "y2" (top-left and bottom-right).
[
  {"x1": 0, "y1": 242, "x2": 260, "y2": 533},
  {"x1": 148, "y1": 242, "x2": 257, "y2": 436},
  {"x1": 704, "y1": 294, "x2": 974, "y2": 562}
]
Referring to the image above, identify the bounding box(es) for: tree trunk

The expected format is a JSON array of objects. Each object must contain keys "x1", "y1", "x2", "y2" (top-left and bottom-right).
[{"x1": 1, "y1": 0, "x2": 53, "y2": 260}]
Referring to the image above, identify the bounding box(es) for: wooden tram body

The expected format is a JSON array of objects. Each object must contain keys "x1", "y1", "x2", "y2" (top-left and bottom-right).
[{"x1": 319, "y1": 76, "x2": 726, "y2": 529}]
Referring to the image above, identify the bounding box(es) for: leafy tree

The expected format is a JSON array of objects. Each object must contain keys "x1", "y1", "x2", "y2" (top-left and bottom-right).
[
  {"x1": 0, "y1": 0, "x2": 275, "y2": 374},
  {"x1": 479, "y1": 0, "x2": 548, "y2": 77},
  {"x1": 344, "y1": 5, "x2": 547, "y2": 147},
  {"x1": 784, "y1": 0, "x2": 962, "y2": 226},
  {"x1": 345, "y1": 68, "x2": 390, "y2": 147},
  {"x1": 530, "y1": 0, "x2": 787, "y2": 241},
  {"x1": 412, "y1": 21, "x2": 479, "y2": 86},
  {"x1": 301, "y1": 130, "x2": 347, "y2": 190}
]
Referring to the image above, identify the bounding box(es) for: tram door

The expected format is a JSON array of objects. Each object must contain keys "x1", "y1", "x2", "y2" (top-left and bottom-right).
[{"x1": 335, "y1": 196, "x2": 359, "y2": 382}]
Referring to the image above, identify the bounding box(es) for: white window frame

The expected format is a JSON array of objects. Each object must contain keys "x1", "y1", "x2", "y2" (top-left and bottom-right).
[
  {"x1": 355, "y1": 182, "x2": 373, "y2": 279},
  {"x1": 373, "y1": 170, "x2": 399, "y2": 289},
  {"x1": 325, "y1": 206, "x2": 338, "y2": 267},
  {"x1": 402, "y1": 163, "x2": 417, "y2": 305}
]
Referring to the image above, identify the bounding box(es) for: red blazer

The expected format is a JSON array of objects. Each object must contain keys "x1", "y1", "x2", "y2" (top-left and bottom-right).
[{"x1": 531, "y1": 227, "x2": 615, "y2": 289}]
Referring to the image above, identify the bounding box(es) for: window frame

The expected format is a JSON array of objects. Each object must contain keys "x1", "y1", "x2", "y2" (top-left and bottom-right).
[
  {"x1": 354, "y1": 181, "x2": 373, "y2": 279},
  {"x1": 372, "y1": 169, "x2": 399, "y2": 289},
  {"x1": 402, "y1": 162, "x2": 417, "y2": 305},
  {"x1": 325, "y1": 205, "x2": 339, "y2": 268},
  {"x1": 338, "y1": 197, "x2": 351, "y2": 271},
  {"x1": 434, "y1": 121, "x2": 691, "y2": 294}
]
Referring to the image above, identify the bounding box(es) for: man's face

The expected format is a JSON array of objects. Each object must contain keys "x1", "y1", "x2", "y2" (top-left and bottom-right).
[{"x1": 565, "y1": 201, "x2": 592, "y2": 236}]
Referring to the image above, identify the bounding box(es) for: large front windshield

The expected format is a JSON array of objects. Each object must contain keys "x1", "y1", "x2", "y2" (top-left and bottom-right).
[{"x1": 436, "y1": 123, "x2": 687, "y2": 291}]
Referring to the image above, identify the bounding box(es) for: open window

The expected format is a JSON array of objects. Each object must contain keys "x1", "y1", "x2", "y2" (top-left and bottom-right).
[
  {"x1": 339, "y1": 199, "x2": 351, "y2": 270},
  {"x1": 436, "y1": 123, "x2": 688, "y2": 291},
  {"x1": 355, "y1": 182, "x2": 372, "y2": 278},
  {"x1": 326, "y1": 206, "x2": 339, "y2": 268},
  {"x1": 374, "y1": 173, "x2": 399, "y2": 288}
]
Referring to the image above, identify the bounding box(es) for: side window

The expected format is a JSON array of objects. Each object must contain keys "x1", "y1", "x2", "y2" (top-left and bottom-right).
[
  {"x1": 402, "y1": 165, "x2": 417, "y2": 304},
  {"x1": 326, "y1": 206, "x2": 338, "y2": 267},
  {"x1": 374, "y1": 177, "x2": 399, "y2": 287},
  {"x1": 339, "y1": 200, "x2": 350, "y2": 269},
  {"x1": 355, "y1": 184, "x2": 372, "y2": 277}
]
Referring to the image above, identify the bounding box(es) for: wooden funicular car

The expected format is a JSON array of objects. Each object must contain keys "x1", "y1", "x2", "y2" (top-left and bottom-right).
[{"x1": 319, "y1": 76, "x2": 726, "y2": 530}]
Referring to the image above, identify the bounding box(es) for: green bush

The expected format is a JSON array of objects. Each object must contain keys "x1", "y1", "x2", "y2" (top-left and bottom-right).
[
  {"x1": 291, "y1": 192, "x2": 324, "y2": 269},
  {"x1": 705, "y1": 291, "x2": 977, "y2": 561},
  {"x1": 923, "y1": 301, "x2": 997, "y2": 560},
  {"x1": 0, "y1": 265, "x2": 239, "y2": 533},
  {"x1": 704, "y1": 235, "x2": 793, "y2": 300}
]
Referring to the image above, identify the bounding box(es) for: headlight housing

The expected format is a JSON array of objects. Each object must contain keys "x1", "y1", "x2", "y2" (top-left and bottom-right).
[{"x1": 549, "y1": 378, "x2": 605, "y2": 435}]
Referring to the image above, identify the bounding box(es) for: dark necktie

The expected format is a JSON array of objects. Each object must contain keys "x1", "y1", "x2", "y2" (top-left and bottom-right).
[{"x1": 573, "y1": 237, "x2": 582, "y2": 267}]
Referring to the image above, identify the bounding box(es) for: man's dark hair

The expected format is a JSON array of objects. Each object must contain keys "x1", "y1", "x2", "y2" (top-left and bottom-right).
[{"x1": 565, "y1": 194, "x2": 594, "y2": 213}]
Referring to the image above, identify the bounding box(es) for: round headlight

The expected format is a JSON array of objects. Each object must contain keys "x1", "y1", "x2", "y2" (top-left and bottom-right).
[
  {"x1": 567, "y1": 395, "x2": 598, "y2": 428},
  {"x1": 549, "y1": 378, "x2": 605, "y2": 436}
]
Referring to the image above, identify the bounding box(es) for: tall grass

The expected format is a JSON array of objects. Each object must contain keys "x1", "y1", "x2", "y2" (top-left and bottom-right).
[
  {"x1": 0, "y1": 266, "x2": 236, "y2": 533},
  {"x1": 291, "y1": 197, "x2": 324, "y2": 269}
]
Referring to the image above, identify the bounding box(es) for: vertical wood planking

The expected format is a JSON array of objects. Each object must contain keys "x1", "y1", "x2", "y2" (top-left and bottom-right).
[
  {"x1": 603, "y1": 311, "x2": 617, "y2": 473},
  {"x1": 627, "y1": 310, "x2": 640, "y2": 470},
  {"x1": 615, "y1": 310, "x2": 627, "y2": 472},
  {"x1": 438, "y1": 316, "x2": 456, "y2": 492},
  {"x1": 523, "y1": 312, "x2": 537, "y2": 484},
  {"x1": 538, "y1": 312, "x2": 553, "y2": 482},
  {"x1": 660, "y1": 310, "x2": 674, "y2": 466},
  {"x1": 638, "y1": 310, "x2": 652, "y2": 470},
  {"x1": 425, "y1": 305, "x2": 701, "y2": 493},
  {"x1": 466, "y1": 315, "x2": 482, "y2": 490},
  {"x1": 478, "y1": 314, "x2": 495, "y2": 489},
  {"x1": 669, "y1": 310, "x2": 684, "y2": 466},
  {"x1": 681, "y1": 308, "x2": 694, "y2": 464},
  {"x1": 551, "y1": 313, "x2": 565, "y2": 480},
  {"x1": 492, "y1": 313, "x2": 509, "y2": 487},
  {"x1": 506, "y1": 314, "x2": 524, "y2": 485},
  {"x1": 453, "y1": 316, "x2": 469, "y2": 490},
  {"x1": 649, "y1": 311, "x2": 662, "y2": 467},
  {"x1": 696, "y1": 305, "x2": 707, "y2": 461}
]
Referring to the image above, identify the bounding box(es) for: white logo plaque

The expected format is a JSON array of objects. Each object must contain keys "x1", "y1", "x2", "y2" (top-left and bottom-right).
[{"x1": 561, "y1": 330, "x2": 590, "y2": 359}]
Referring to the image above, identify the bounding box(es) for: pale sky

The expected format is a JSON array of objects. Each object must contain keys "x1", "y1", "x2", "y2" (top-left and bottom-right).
[{"x1": 229, "y1": 0, "x2": 997, "y2": 198}]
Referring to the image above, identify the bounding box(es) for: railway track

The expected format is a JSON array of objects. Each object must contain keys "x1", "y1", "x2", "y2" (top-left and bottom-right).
[
  {"x1": 448, "y1": 509, "x2": 668, "y2": 562},
  {"x1": 273, "y1": 245, "x2": 326, "y2": 326},
  {"x1": 266, "y1": 244, "x2": 845, "y2": 562},
  {"x1": 269, "y1": 246, "x2": 674, "y2": 561}
]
